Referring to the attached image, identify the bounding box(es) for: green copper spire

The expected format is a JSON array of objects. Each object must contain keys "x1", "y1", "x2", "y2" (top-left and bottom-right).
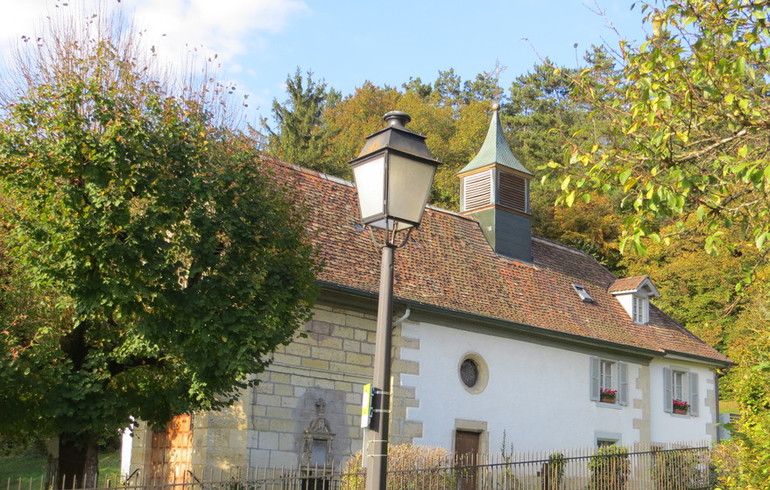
[{"x1": 458, "y1": 103, "x2": 532, "y2": 176}]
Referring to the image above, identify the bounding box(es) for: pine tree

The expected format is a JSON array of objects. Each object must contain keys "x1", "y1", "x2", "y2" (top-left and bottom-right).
[{"x1": 266, "y1": 68, "x2": 341, "y2": 173}]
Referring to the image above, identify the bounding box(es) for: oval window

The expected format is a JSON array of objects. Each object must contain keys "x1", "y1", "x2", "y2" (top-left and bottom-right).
[
  {"x1": 460, "y1": 359, "x2": 479, "y2": 388},
  {"x1": 458, "y1": 354, "x2": 488, "y2": 394}
]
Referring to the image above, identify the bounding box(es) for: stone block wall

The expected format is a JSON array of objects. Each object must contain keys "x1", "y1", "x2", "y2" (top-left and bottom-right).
[
  {"x1": 128, "y1": 401, "x2": 249, "y2": 481},
  {"x1": 126, "y1": 300, "x2": 423, "y2": 475},
  {"x1": 192, "y1": 403, "x2": 249, "y2": 473},
  {"x1": 245, "y1": 302, "x2": 422, "y2": 468}
]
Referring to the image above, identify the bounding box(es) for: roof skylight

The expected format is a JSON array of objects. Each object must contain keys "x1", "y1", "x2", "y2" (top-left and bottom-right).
[{"x1": 573, "y1": 284, "x2": 595, "y2": 303}]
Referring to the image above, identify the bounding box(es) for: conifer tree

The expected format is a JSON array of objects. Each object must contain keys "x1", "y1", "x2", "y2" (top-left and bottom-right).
[{"x1": 266, "y1": 68, "x2": 341, "y2": 173}]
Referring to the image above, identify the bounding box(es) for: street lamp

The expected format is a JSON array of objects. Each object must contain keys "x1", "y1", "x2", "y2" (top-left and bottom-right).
[{"x1": 350, "y1": 111, "x2": 440, "y2": 490}]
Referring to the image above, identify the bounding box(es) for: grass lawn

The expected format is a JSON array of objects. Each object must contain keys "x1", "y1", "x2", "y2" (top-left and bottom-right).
[
  {"x1": 0, "y1": 450, "x2": 121, "y2": 485},
  {"x1": 720, "y1": 399, "x2": 740, "y2": 415}
]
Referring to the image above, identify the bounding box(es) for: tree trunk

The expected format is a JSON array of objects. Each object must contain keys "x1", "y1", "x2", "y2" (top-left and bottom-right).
[
  {"x1": 55, "y1": 322, "x2": 99, "y2": 489},
  {"x1": 56, "y1": 434, "x2": 99, "y2": 490}
]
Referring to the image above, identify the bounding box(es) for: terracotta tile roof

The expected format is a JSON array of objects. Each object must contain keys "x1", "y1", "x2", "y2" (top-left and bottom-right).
[
  {"x1": 609, "y1": 275, "x2": 651, "y2": 294},
  {"x1": 270, "y1": 159, "x2": 731, "y2": 366}
]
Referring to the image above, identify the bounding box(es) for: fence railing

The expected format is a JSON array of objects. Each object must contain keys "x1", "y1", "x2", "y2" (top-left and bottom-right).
[{"x1": 3, "y1": 442, "x2": 715, "y2": 490}]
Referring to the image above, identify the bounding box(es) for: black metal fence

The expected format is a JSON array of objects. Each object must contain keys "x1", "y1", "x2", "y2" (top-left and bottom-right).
[{"x1": 3, "y1": 443, "x2": 715, "y2": 490}]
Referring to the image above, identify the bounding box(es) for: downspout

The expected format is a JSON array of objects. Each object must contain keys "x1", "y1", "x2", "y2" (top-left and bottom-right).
[
  {"x1": 393, "y1": 308, "x2": 411, "y2": 328},
  {"x1": 714, "y1": 370, "x2": 722, "y2": 444},
  {"x1": 386, "y1": 307, "x2": 411, "y2": 447}
]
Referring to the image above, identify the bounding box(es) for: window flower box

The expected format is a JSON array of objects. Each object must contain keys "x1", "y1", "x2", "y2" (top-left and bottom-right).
[
  {"x1": 673, "y1": 399, "x2": 690, "y2": 415},
  {"x1": 600, "y1": 389, "x2": 617, "y2": 403}
]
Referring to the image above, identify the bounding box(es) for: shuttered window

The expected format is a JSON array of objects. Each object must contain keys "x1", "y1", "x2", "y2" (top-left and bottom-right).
[
  {"x1": 590, "y1": 357, "x2": 600, "y2": 400},
  {"x1": 618, "y1": 362, "x2": 629, "y2": 405},
  {"x1": 673, "y1": 370, "x2": 685, "y2": 400},
  {"x1": 689, "y1": 372, "x2": 699, "y2": 417},
  {"x1": 633, "y1": 295, "x2": 649, "y2": 324},
  {"x1": 498, "y1": 171, "x2": 529, "y2": 213},
  {"x1": 663, "y1": 367, "x2": 699, "y2": 417},
  {"x1": 600, "y1": 360, "x2": 613, "y2": 393},
  {"x1": 462, "y1": 170, "x2": 493, "y2": 212},
  {"x1": 590, "y1": 357, "x2": 629, "y2": 406}
]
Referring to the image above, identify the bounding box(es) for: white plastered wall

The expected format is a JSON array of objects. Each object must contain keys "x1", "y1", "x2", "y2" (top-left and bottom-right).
[
  {"x1": 400, "y1": 320, "x2": 647, "y2": 452},
  {"x1": 119, "y1": 316, "x2": 719, "y2": 472},
  {"x1": 649, "y1": 358, "x2": 717, "y2": 443}
]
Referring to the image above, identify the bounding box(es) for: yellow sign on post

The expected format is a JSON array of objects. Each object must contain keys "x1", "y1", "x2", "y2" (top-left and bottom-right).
[{"x1": 361, "y1": 383, "x2": 373, "y2": 428}]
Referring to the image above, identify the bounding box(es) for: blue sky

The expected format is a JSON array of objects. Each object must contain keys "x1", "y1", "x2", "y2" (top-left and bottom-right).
[{"x1": 1, "y1": 0, "x2": 652, "y2": 125}]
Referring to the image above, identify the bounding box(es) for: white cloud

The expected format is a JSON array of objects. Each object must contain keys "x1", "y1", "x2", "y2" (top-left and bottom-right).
[
  {"x1": 0, "y1": 0, "x2": 308, "y2": 67},
  {"x1": 0, "y1": 0, "x2": 49, "y2": 48},
  {"x1": 132, "y1": 0, "x2": 308, "y2": 62}
]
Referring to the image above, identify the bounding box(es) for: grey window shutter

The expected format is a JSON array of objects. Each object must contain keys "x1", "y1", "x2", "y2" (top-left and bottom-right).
[
  {"x1": 618, "y1": 362, "x2": 629, "y2": 406},
  {"x1": 689, "y1": 372, "x2": 699, "y2": 417},
  {"x1": 663, "y1": 367, "x2": 673, "y2": 413},
  {"x1": 590, "y1": 357, "x2": 600, "y2": 401}
]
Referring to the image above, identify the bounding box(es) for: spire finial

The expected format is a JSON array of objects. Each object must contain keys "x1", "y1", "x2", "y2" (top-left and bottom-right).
[{"x1": 457, "y1": 101, "x2": 532, "y2": 177}]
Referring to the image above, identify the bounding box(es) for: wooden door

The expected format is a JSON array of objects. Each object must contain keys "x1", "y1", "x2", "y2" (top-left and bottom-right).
[
  {"x1": 455, "y1": 430, "x2": 480, "y2": 490},
  {"x1": 150, "y1": 415, "x2": 193, "y2": 487}
]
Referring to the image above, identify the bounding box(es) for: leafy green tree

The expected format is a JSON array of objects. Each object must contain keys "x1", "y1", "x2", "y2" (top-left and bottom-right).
[
  {"x1": 265, "y1": 68, "x2": 341, "y2": 173},
  {"x1": 433, "y1": 68, "x2": 465, "y2": 108},
  {"x1": 553, "y1": 0, "x2": 770, "y2": 261},
  {"x1": 505, "y1": 54, "x2": 602, "y2": 170},
  {"x1": 545, "y1": 0, "x2": 770, "y2": 483},
  {"x1": 623, "y1": 223, "x2": 756, "y2": 354},
  {"x1": 431, "y1": 66, "x2": 507, "y2": 109},
  {"x1": 462, "y1": 67, "x2": 507, "y2": 105},
  {"x1": 321, "y1": 81, "x2": 403, "y2": 178},
  {"x1": 0, "y1": 12, "x2": 317, "y2": 486},
  {"x1": 714, "y1": 281, "x2": 770, "y2": 489},
  {"x1": 428, "y1": 100, "x2": 490, "y2": 209},
  {"x1": 401, "y1": 76, "x2": 433, "y2": 100},
  {"x1": 505, "y1": 52, "x2": 623, "y2": 270}
]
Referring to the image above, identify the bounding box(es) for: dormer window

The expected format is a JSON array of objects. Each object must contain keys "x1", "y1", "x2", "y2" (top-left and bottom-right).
[
  {"x1": 608, "y1": 275, "x2": 660, "y2": 325},
  {"x1": 632, "y1": 295, "x2": 649, "y2": 324}
]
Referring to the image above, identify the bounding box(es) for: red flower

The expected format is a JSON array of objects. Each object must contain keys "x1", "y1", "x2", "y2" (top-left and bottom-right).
[{"x1": 673, "y1": 399, "x2": 690, "y2": 409}]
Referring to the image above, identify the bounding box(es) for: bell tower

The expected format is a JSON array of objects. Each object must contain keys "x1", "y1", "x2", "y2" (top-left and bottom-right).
[{"x1": 458, "y1": 103, "x2": 533, "y2": 262}]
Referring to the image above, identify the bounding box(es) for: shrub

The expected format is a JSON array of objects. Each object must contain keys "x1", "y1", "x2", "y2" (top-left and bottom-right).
[
  {"x1": 650, "y1": 446, "x2": 704, "y2": 490},
  {"x1": 0, "y1": 435, "x2": 46, "y2": 458},
  {"x1": 588, "y1": 445, "x2": 630, "y2": 490},
  {"x1": 499, "y1": 430, "x2": 523, "y2": 490},
  {"x1": 341, "y1": 444, "x2": 455, "y2": 489},
  {"x1": 712, "y1": 440, "x2": 740, "y2": 488},
  {"x1": 713, "y1": 320, "x2": 770, "y2": 489},
  {"x1": 541, "y1": 452, "x2": 566, "y2": 490}
]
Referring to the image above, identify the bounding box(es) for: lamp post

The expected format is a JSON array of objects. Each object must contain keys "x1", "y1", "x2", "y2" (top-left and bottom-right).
[{"x1": 349, "y1": 111, "x2": 440, "y2": 490}]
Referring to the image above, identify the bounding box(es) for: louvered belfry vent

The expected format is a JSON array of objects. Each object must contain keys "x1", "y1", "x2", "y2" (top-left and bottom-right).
[
  {"x1": 462, "y1": 170, "x2": 493, "y2": 212},
  {"x1": 498, "y1": 172, "x2": 528, "y2": 214}
]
